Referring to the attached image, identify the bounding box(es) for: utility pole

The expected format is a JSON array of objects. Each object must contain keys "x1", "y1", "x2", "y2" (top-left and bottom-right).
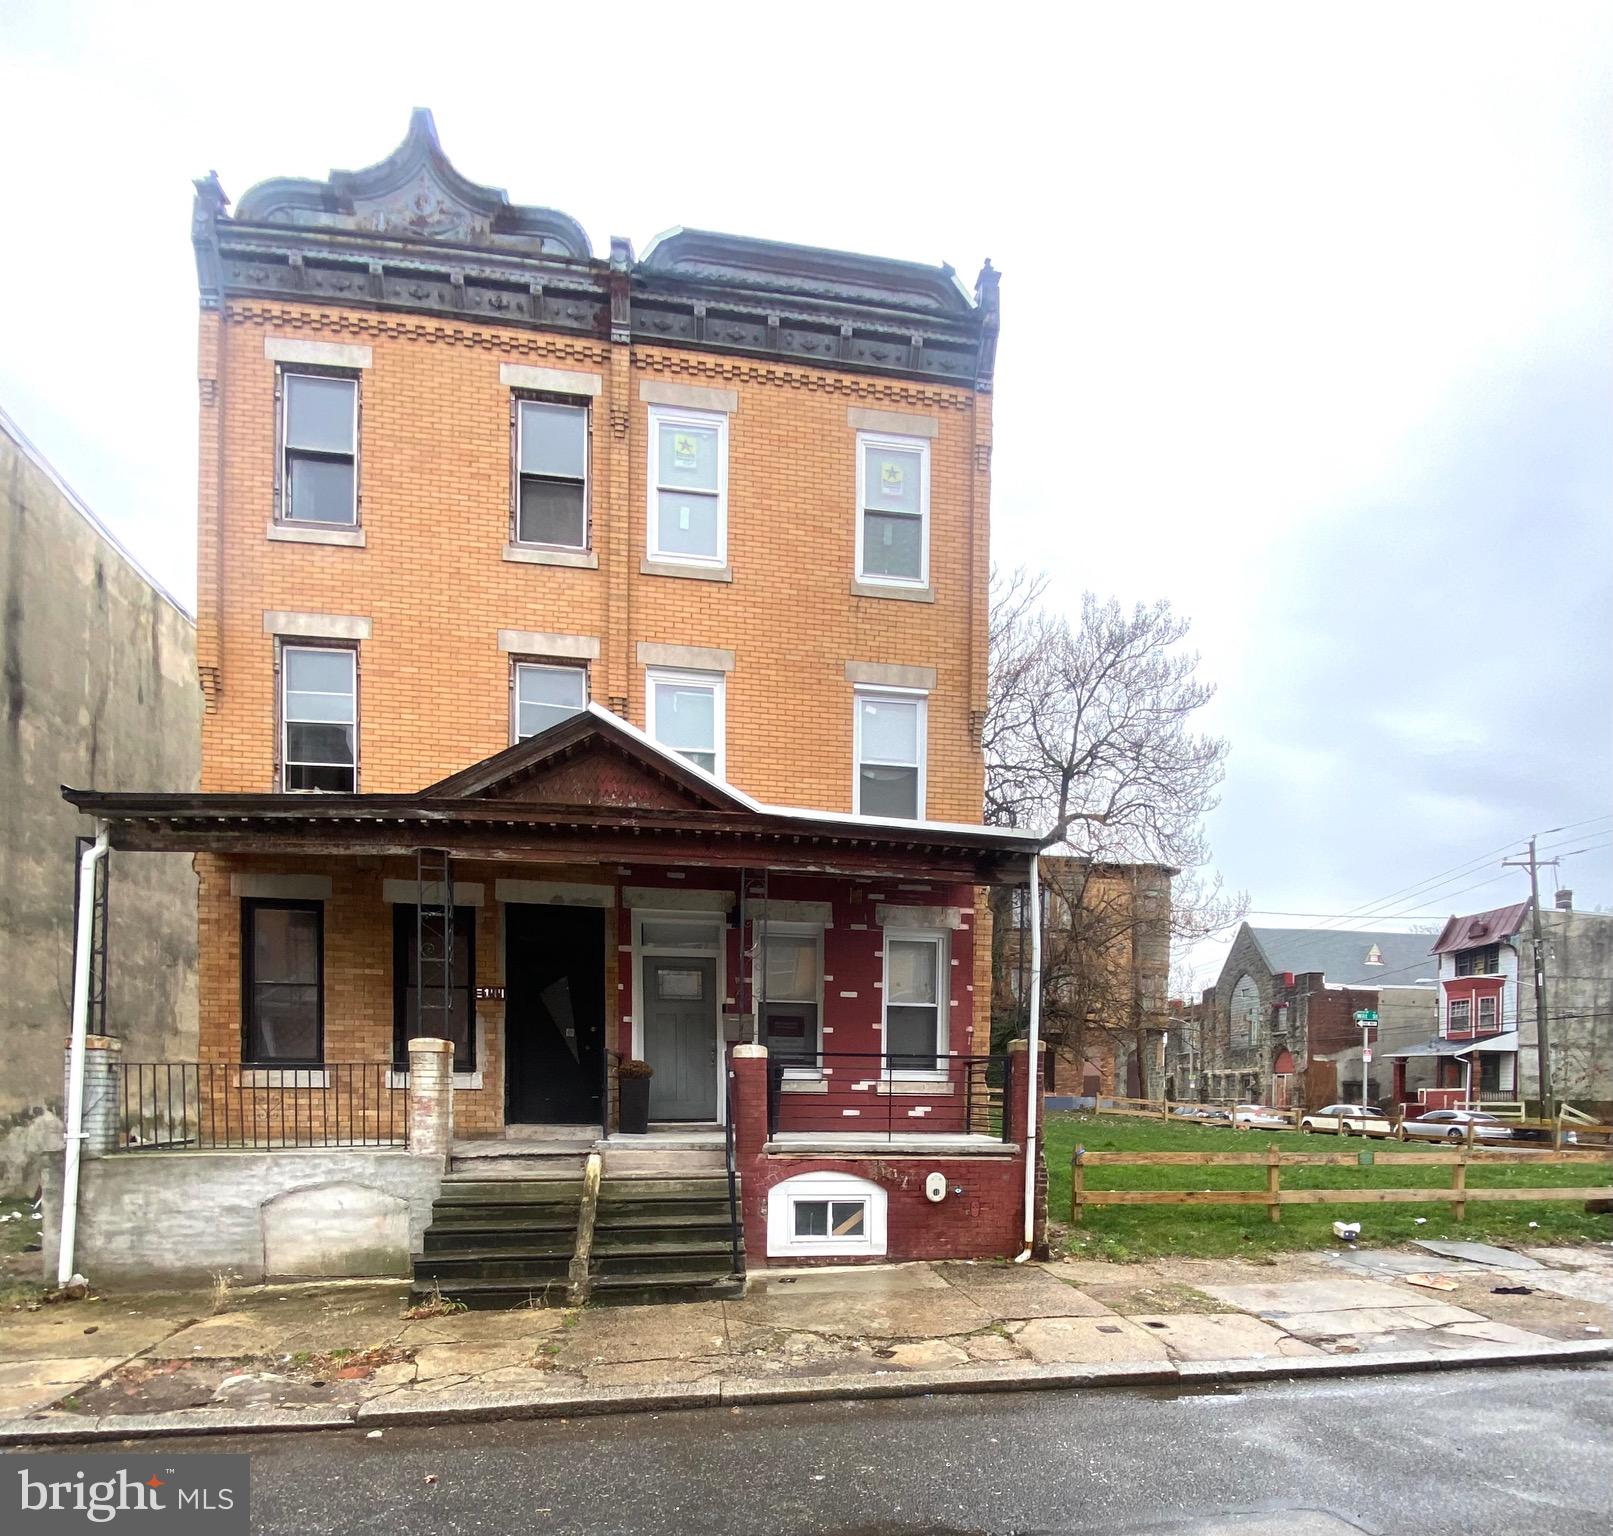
[{"x1": 1503, "y1": 836, "x2": 1557, "y2": 1115}]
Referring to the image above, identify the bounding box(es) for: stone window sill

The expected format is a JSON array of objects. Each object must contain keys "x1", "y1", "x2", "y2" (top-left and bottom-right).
[
  {"x1": 387, "y1": 1070, "x2": 484, "y2": 1090},
  {"x1": 851, "y1": 579, "x2": 933, "y2": 603},
  {"x1": 267, "y1": 522, "x2": 366, "y2": 548},
  {"x1": 503, "y1": 543, "x2": 598, "y2": 570},
  {"x1": 875, "y1": 1077, "x2": 955, "y2": 1095},
  {"x1": 779, "y1": 1075, "x2": 829, "y2": 1094},
  {"x1": 641, "y1": 558, "x2": 733, "y2": 583}
]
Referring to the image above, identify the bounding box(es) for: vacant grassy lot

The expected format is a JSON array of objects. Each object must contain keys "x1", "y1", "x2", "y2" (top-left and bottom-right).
[{"x1": 1042, "y1": 1111, "x2": 1613, "y2": 1260}]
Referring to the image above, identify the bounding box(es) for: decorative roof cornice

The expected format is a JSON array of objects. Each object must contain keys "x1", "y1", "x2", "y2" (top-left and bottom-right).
[{"x1": 193, "y1": 111, "x2": 999, "y2": 390}]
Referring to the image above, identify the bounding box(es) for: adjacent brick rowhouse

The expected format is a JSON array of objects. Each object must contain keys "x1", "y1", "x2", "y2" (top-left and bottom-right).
[{"x1": 730, "y1": 1041, "x2": 1047, "y2": 1265}]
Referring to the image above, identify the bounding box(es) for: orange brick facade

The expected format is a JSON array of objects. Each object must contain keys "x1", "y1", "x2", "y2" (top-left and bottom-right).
[
  {"x1": 181, "y1": 117, "x2": 1006, "y2": 1140},
  {"x1": 196, "y1": 303, "x2": 989, "y2": 814}
]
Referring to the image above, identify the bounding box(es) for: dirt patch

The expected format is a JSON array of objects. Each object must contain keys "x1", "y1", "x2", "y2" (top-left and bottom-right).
[
  {"x1": 1083, "y1": 1281, "x2": 1223, "y2": 1316},
  {"x1": 56, "y1": 1343, "x2": 413, "y2": 1417}
]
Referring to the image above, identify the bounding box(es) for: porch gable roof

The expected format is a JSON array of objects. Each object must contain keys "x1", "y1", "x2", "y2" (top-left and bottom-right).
[{"x1": 62, "y1": 703, "x2": 1043, "y2": 883}]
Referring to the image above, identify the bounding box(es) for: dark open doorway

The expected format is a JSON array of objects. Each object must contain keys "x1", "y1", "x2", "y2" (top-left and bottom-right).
[{"x1": 505, "y1": 904, "x2": 606, "y2": 1125}]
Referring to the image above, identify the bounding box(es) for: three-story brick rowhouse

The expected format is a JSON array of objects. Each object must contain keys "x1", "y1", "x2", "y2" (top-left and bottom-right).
[{"x1": 62, "y1": 113, "x2": 1049, "y2": 1296}]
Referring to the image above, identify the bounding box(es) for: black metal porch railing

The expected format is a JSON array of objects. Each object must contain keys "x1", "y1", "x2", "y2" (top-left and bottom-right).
[
  {"x1": 115, "y1": 1063, "x2": 408, "y2": 1151},
  {"x1": 766, "y1": 1053, "x2": 1008, "y2": 1143}
]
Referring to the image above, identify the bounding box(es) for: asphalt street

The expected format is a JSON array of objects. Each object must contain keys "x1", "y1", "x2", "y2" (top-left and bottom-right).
[{"x1": 13, "y1": 1365, "x2": 1613, "y2": 1535}]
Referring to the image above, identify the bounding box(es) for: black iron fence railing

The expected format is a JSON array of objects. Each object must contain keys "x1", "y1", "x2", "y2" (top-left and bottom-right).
[
  {"x1": 765, "y1": 1053, "x2": 1008, "y2": 1142},
  {"x1": 114, "y1": 1063, "x2": 408, "y2": 1151}
]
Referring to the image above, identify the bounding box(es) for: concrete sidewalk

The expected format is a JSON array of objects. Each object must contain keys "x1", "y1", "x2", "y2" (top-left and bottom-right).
[{"x1": 2, "y1": 1240, "x2": 1609, "y2": 1441}]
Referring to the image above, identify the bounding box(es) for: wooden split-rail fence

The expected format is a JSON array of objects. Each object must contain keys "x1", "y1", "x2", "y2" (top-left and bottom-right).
[{"x1": 1069, "y1": 1145, "x2": 1613, "y2": 1226}]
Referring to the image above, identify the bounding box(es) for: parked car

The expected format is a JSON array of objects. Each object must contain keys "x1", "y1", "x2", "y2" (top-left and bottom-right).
[
  {"x1": 1299, "y1": 1103, "x2": 1395, "y2": 1137},
  {"x1": 1397, "y1": 1109, "x2": 1513, "y2": 1143},
  {"x1": 1222, "y1": 1103, "x2": 1290, "y2": 1130}
]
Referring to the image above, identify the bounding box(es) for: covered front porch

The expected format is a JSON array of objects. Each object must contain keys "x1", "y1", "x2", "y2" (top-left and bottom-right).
[
  {"x1": 63, "y1": 709, "x2": 1041, "y2": 1251},
  {"x1": 1386, "y1": 1032, "x2": 1521, "y2": 1113}
]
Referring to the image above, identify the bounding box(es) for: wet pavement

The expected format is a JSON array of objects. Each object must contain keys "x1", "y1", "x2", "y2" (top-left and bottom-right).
[{"x1": 1, "y1": 1242, "x2": 1609, "y2": 1423}]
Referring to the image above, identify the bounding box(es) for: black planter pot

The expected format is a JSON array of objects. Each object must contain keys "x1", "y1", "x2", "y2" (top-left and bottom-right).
[{"x1": 618, "y1": 1076, "x2": 652, "y2": 1134}]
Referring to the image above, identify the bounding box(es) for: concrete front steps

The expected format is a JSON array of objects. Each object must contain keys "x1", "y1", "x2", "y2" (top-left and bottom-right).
[
  {"x1": 411, "y1": 1173, "x2": 743, "y2": 1311},
  {"x1": 590, "y1": 1176, "x2": 744, "y2": 1305},
  {"x1": 411, "y1": 1177, "x2": 582, "y2": 1310}
]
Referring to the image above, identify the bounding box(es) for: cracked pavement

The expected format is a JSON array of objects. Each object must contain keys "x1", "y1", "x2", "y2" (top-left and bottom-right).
[{"x1": 2, "y1": 1241, "x2": 1609, "y2": 1425}]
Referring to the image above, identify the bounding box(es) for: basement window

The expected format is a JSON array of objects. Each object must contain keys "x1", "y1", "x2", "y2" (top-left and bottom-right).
[{"x1": 766, "y1": 1172, "x2": 886, "y2": 1258}]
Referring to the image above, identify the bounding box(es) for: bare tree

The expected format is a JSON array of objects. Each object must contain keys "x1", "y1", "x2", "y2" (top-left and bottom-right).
[{"x1": 986, "y1": 568, "x2": 1242, "y2": 1096}]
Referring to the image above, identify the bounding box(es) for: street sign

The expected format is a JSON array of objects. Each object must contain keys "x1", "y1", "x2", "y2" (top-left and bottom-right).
[
  {"x1": 1362, "y1": 1048, "x2": 1373, "y2": 1062},
  {"x1": 1353, "y1": 1009, "x2": 1378, "y2": 1022}
]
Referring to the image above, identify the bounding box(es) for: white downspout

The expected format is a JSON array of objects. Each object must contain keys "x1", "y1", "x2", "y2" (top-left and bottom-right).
[
  {"x1": 1016, "y1": 851, "x2": 1043, "y2": 1259},
  {"x1": 58, "y1": 824, "x2": 109, "y2": 1287}
]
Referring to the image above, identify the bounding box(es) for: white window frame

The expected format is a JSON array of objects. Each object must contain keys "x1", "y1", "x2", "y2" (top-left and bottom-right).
[
  {"x1": 759, "y1": 920, "x2": 825, "y2": 1077},
  {"x1": 854, "y1": 430, "x2": 930, "y2": 588},
  {"x1": 852, "y1": 687, "x2": 927, "y2": 819},
  {"x1": 645, "y1": 666, "x2": 726, "y2": 780},
  {"x1": 766, "y1": 1171, "x2": 886, "y2": 1258},
  {"x1": 279, "y1": 642, "x2": 357, "y2": 793},
  {"x1": 1476, "y1": 994, "x2": 1498, "y2": 1031},
  {"x1": 510, "y1": 659, "x2": 589, "y2": 744},
  {"x1": 881, "y1": 927, "x2": 949, "y2": 1080},
  {"x1": 279, "y1": 370, "x2": 359, "y2": 527},
  {"x1": 646, "y1": 405, "x2": 728, "y2": 567},
  {"x1": 1447, "y1": 998, "x2": 1472, "y2": 1035},
  {"x1": 513, "y1": 395, "x2": 590, "y2": 551}
]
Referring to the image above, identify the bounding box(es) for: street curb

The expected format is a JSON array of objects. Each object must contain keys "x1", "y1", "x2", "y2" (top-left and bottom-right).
[{"x1": 2, "y1": 1339, "x2": 1608, "y2": 1443}]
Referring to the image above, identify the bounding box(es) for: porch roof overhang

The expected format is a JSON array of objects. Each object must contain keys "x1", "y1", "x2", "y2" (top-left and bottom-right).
[
  {"x1": 1386, "y1": 1031, "x2": 1520, "y2": 1060},
  {"x1": 61, "y1": 705, "x2": 1043, "y2": 885}
]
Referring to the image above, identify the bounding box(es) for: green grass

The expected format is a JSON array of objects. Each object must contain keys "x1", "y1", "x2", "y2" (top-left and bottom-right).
[{"x1": 1042, "y1": 1112, "x2": 1613, "y2": 1261}]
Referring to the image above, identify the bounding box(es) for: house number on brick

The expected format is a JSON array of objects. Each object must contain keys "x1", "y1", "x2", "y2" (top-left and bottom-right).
[{"x1": 475, "y1": 986, "x2": 506, "y2": 1002}]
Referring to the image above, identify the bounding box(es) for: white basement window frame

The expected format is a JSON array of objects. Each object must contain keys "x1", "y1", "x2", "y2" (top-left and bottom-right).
[
  {"x1": 646, "y1": 405, "x2": 728, "y2": 566},
  {"x1": 853, "y1": 687, "x2": 927, "y2": 819},
  {"x1": 645, "y1": 666, "x2": 725, "y2": 779},
  {"x1": 881, "y1": 927, "x2": 948, "y2": 1079},
  {"x1": 855, "y1": 430, "x2": 929, "y2": 588},
  {"x1": 766, "y1": 1171, "x2": 887, "y2": 1258}
]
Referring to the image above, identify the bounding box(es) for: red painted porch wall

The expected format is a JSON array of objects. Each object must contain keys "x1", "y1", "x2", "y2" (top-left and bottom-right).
[
  {"x1": 610, "y1": 870, "x2": 977, "y2": 1068},
  {"x1": 728, "y1": 1047, "x2": 1043, "y2": 1265}
]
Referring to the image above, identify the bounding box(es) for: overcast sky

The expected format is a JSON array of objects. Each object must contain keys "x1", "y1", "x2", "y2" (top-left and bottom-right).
[{"x1": 3, "y1": 2, "x2": 1608, "y2": 986}]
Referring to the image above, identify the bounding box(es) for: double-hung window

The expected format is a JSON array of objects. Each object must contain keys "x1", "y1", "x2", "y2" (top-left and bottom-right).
[
  {"x1": 279, "y1": 371, "x2": 358, "y2": 525},
  {"x1": 1476, "y1": 995, "x2": 1498, "y2": 1032},
  {"x1": 760, "y1": 927, "x2": 822, "y2": 1069},
  {"x1": 281, "y1": 645, "x2": 357, "y2": 792},
  {"x1": 855, "y1": 432, "x2": 929, "y2": 586},
  {"x1": 242, "y1": 900, "x2": 323, "y2": 1064},
  {"x1": 393, "y1": 906, "x2": 477, "y2": 1074},
  {"x1": 514, "y1": 397, "x2": 589, "y2": 549},
  {"x1": 647, "y1": 407, "x2": 726, "y2": 565},
  {"x1": 646, "y1": 668, "x2": 724, "y2": 777},
  {"x1": 512, "y1": 661, "x2": 588, "y2": 742},
  {"x1": 854, "y1": 689, "x2": 926, "y2": 819},
  {"x1": 883, "y1": 930, "x2": 946, "y2": 1074},
  {"x1": 1447, "y1": 998, "x2": 1472, "y2": 1036}
]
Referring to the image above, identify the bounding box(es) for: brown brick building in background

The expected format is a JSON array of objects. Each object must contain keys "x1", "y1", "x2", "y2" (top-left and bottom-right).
[
  {"x1": 69, "y1": 112, "x2": 1047, "y2": 1279},
  {"x1": 993, "y1": 858, "x2": 1173, "y2": 1102}
]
